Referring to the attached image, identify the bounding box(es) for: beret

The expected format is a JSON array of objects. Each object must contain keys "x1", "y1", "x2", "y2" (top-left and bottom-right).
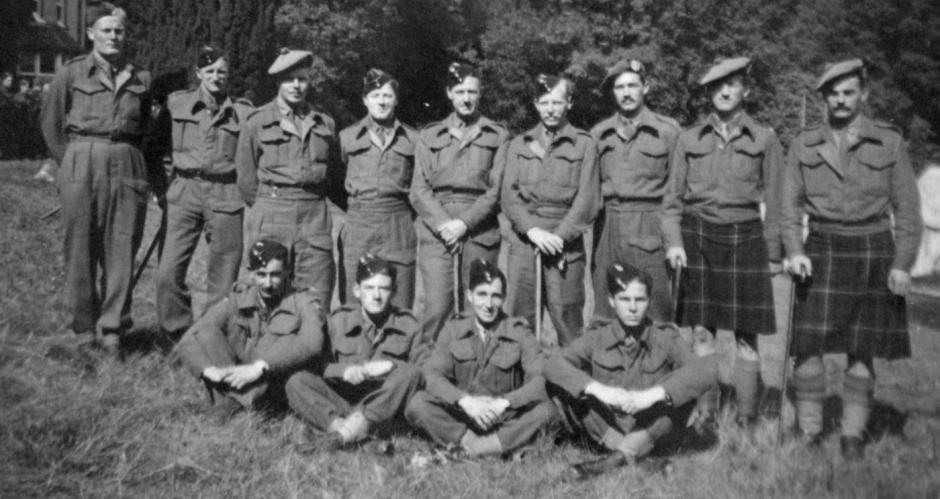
[
  {"x1": 197, "y1": 46, "x2": 224, "y2": 69},
  {"x1": 468, "y1": 258, "x2": 504, "y2": 290},
  {"x1": 816, "y1": 58, "x2": 865, "y2": 91},
  {"x1": 699, "y1": 56, "x2": 751, "y2": 86},
  {"x1": 606, "y1": 262, "x2": 651, "y2": 295},
  {"x1": 600, "y1": 59, "x2": 648, "y2": 90},
  {"x1": 86, "y1": 1, "x2": 126, "y2": 26},
  {"x1": 362, "y1": 68, "x2": 396, "y2": 95},
  {"x1": 268, "y1": 48, "x2": 313, "y2": 76},
  {"x1": 356, "y1": 254, "x2": 396, "y2": 283},
  {"x1": 446, "y1": 62, "x2": 479, "y2": 88},
  {"x1": 534, "y1": 73, "x2": 563, "y2": 98},
  {"x1": 247, "y1": 239, "x2": 290, "y2": 271}
]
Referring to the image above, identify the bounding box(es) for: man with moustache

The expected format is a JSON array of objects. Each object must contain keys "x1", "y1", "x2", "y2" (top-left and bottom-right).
[
  {"x1": 782, "y1": 59, "x2": 921, "y2": 458},
  {"x1": 177, "y1": 239, "x2": 325, "y2": 416},
  {"x1": 339, "y1": 69, "x2": 418, "y2": 310},
  {"x1": 411, "y1": 62, "x2": 510, "y2": 343},
  {"x1": 405, "y1": 259, "x2": 559, "y2": 457},
  {"x1": 287, "y1": 255, "x2": 425, "y2": 449},
  {"x1": 661, "y1": 57, "x2": 784, "y2": 427},
  {"x1": 501, "y1": 74, "x2": 600, "y2": 346},
  {"x1": 590, "y1": 59, "x2": 680, "y2": 322},
  {"x1": 153, "y1": 46, "x2": 254, "y2": 342},
  {"x1": 41, "y1": 2, "x2": 165, "y2": 353},
  {"x1": 235, "y1": 49, "x2": 344, "y2": 307}
]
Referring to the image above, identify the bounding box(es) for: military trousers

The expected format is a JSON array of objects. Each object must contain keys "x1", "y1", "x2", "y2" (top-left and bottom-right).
[
  {"x1": 339, "y1": 198, "x2": 416, "y2": 310},
  {"x1": 244, "y1": 185, "x2": 335, "y2": 307},
  {"x1": 505, "y1": 229, "x2": 585, "y2": 347},
  {"x1": 176, "y1": 322, "x2": 280, "y2": 409},
  {"x1": 58, "y1": 139, "x2": 148, "y2": 336},
  {"x1": 415, "y1": 221, "x2": 499, "y2": 342},
  {"x1": 156, "y1": 176, "x2": 243, "y2": 335},
  {"x1": 404, "y1": 391, "x2": 559, "y2": 452},
  {"x1": 553, "y1": 387, "x2": 677, "y2": 453},
  {"x1": 285, "y1": 363, "x2": 422, "y2": 430},
  {"x1": 592, "y1": 207, "x2": 672, "y2": 322}
]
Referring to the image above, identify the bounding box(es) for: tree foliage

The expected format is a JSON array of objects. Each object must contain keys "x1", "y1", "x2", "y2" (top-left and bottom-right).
[{"x1": 105, "y1": 0, "x2": 937, "y2": 163}]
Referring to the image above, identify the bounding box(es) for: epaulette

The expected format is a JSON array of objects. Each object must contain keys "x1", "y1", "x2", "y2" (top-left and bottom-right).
[
  {"x1": 421, "y1": 120, "x2": 447, "y2": 132},
  {"x1": 873, "y1": 120, "x2": 903, "y2": 137},
  {"x1": 574, "y1": 127, "x2": 593, "y2": 138},
  {"x1": 329, "y1": 303, "x2": 357, "y2": 317},
  {"x1": 395, "y1": 307, "x2": 418, "y2": 320},
  {"x1": 244, "y1": 106, "x2": 265, "y2": 121},
  {"x1": 231, "y1": 280, "x2": 251, "y2": 293},
  {"x1": 508, "y1": 316, "x2": 530, "y2": 328},
  {"x1": 586, "y1": 317, "x2": 612, "y2": 330},
  {"x1": 165, "y1": 88, "x2": 193, "y2": 107},
  {"x1": 65, "y1": 55, "x2": 86, "y2": 65},
  {"x1": 652, "y1": 112, "x2": 681, "y2": 131},
  {"x1": 652, "y1": 320, "x2": 680, "y2": 333},
  {"x1": 235, "y1": 97, "x2": 254, "y2": 107}
]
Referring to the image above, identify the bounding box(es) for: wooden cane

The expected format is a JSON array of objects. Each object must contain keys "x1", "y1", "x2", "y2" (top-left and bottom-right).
[
  {"x1": 777, "y1": 274, "x2": 799, "y2": 446},
  {"x1": 452, "y1": 247, "x2": 462, "y2": 316},
  {"x1": 535, "y1": 250, "x2": 542, "y2": 343},
  {"x1": 671, "y1": 264, "x2": 682, "y2": 323}
]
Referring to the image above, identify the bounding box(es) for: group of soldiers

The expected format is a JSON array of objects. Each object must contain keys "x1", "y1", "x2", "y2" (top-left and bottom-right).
[{"x1": 41, "y1": 1, "x2": 921, "y2": 477}]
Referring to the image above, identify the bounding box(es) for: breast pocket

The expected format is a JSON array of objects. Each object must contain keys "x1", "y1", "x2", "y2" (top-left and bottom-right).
[
  {"x1": 385, "y1": 141, "x2": 415, "y2": 188},
  {"x1": 71, "y1": 81, "x2": 109, "y2": 123},
  {"x1": 635, "y1": 141, "x2": 670, "y2": 181},
  {"x1": 333, "y1": 337, "x2": 364, "y2": 363},
  {"x1": 450, "y1": 341, "x2": 478, "y2": 384},
  {"x1": 258, "y1": 127, "x2": 288, "y2": 169},
  {"x1": 218, "y1": 122, "x2": 240, "y2": 161},
  {"x1": 119, "y1": 84, "x2": 147, "y2": 131},
  {"x1": 591, "y1": 351, "x2": 624, "y2": 385},
  {"x1": 171, "y1": 117, "x2": 198, "y2": 153},
  {"x1": 856, "y1": 147, "x2": 894, "y2": 200},
  {"x1": 378, "y1": 335, "x2": 412, "y2": 361},
  {"x1": 798, "y1": 149, "x2": 829, "y2": 197},
  {"x1": 731, "y1": 143, "x2": 763, "y2": 184},
  {"x1": 467, "y1": 134, "x2": 500, "y2": 187},
  {"x1": 684, "y1": 142, "x2": 713, "y2": 186},
  {"x1": 485, "y1": 345, "x2": 523, "y2": 393}
]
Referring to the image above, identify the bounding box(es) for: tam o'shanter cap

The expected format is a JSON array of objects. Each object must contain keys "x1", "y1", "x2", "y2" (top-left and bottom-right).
[
  {"x1": 86, "y1": 1, "x2": 126, "y2": 26},
  {"x1": 362, "y1": 68, "x2": 395, "y2": 94},
  {"x1": 601, "y1": 59, "x2": 648, "y2": 89},
  {"x1": 699, "y1": 56, "x2": 751, "y2": 86},
  {"x1": 816, "y1": 58, "x2": 865, "y2": 91},
  {"x1": 268, "y1": 48, "x2": 313, "y2": 76}
]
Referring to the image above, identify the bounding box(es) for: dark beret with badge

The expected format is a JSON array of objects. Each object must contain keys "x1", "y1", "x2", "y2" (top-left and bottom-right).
[
  {"x1": 446, "y1": 62, "x2": 480, "y2": 89},
  {"x1": 600, "y1": 59, "x2": 649, "y2": 91},
  {"x1": 362, "y1": 68, "x2": 398, "y2": 96},
  {"x1": 533, "y1": 73, "x2": 573, "y2": 99},
  {"x1": 606, "y1": 262, "x2": 652, "y2": 296},
  {"x1": 248, "y1": 239, "x2": 291, "y2": 271},
  {"x1": 468, "y1": 258, "x2": 505, "y2": 291},
  {"x1": 197, "y1": 45, "x2": 225, "y2": 69},
  {"x1": 816, "y1": 58, "x2": 866, "y2": 91},
  {"x1": 356, "y1": 254, "x2": 397, "y2": 284},
  {"x1": 268, "y1": 48, "x2": 313, "y2": 76},
  {"x1": 699, "y1": 56, "x2": 751, "y2": 87},
  {"x1": 86, "y1": 1, "x2": 126, "y2": 26}
]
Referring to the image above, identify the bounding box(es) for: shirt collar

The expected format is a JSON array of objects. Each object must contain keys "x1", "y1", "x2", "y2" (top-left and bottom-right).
[
  {"x1": 702, "y1": 111, "x2": 755, "y2": 140},
  {"x1": 276, "y1": 96, "x2": 312, "y2": 120}
]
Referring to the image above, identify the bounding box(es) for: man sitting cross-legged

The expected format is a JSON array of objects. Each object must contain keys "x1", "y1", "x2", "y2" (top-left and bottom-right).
[
  {"x1": 405, "y1": 258, "x2": 560, "y2": 458},
  {"x1": 286, "y1": 255, "x2": 426, "y2": 449},
  {"x1": 177, "y1": 239, "x2": 325, "y2": 417},
  {"x1": 544, "y1": 262, "x2": 719, "y2": 479}
]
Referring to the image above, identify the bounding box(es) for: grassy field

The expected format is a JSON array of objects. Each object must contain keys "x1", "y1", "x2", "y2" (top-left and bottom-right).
[{"x1": 2, "y1": 159, "x2": 940, "y2": 498}]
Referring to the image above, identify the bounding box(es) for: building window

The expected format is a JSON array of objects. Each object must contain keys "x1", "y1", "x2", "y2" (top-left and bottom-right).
[{"x1": 56, "y1": 0, "x2": 65, "y2": 22}]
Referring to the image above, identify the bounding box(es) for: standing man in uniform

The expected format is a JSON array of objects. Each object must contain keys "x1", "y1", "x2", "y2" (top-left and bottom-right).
[
  {"x1": 501, "y1": 74, "x2": 600, "y2": 347},
  {"x1": 41, "y1": 2, "x2": 165, "y2": 352},
  {"x1": 339, "y1": 69, "x2": 417, "y2": 310},
  {"x1": 405, "y1": 259, "x2": 559, "y2": 457},
  {"x1": 591, "y1": 59, "x2": 680, "y2": 322},
  {"x1": 177, "y1": 239, "x2": 325, "y2": 415},
  {"x1": 154, "y1": 46, "x2": 253, "y2": 341},
  {"x1": 235, "y1": 49, "x2": 344, "y2": 307},
  {"x1": 783, "y1": 59, "x2": 921, "y2": 458},
  {"x1": 287, "y1": 255, "x2": 425, "y2": 448},
  {"x1": 662, "y1": 57, "x2": 784, "y2": 426},
  {"x1": 411, "y1": 62, "x2": 509, "y2": 343}
]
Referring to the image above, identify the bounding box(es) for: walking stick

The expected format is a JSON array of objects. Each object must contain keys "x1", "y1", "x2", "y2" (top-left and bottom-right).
[
  {"x1": 535, "y1": 250, "x2": 542, "y2": 343},
  {"x1": 452, "y1": 245, "x2": 462, "y2": 316},
  {"x1": 131, "y1": 205, "x2": 167, "y2": 289},
  {"x1": 671, "y1": 264, "x2": 682, "y2": 323}
]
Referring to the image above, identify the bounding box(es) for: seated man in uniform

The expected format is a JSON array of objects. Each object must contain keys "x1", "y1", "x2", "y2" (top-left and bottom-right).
[
  {"x1": 405, "y1": 259, "x2": 559, "y2": 457},
  {"x1": 286, "y1": 255, "x2": 425, "y2": 449},
  {"x1": 544, "y1": 262, "x2": 719, "y2": 479},
  {"x1": 177, "y1": 239, "x2": 325, "y2": 416}
]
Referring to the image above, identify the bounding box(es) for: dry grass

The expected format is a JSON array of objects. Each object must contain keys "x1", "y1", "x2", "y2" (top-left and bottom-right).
[{"x1": 2, "y1": 160, "x2": 940, "y2": 498}]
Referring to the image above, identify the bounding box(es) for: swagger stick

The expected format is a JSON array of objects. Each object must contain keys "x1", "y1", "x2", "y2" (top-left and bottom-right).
[
  {"x1": 671, "y1": 265, "x2": 682, "y2": 323},
  {"x1": 535, "y1": 250, "x2": 542, "y2": 343},
  {"x1": 452, "y1": 246, "x2": 462, "y2": 316}
]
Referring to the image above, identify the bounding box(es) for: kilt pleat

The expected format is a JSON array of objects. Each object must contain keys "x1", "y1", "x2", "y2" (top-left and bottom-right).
[
  {"x1": 677, "y1": 215, "x2": 776, "y2": 335},
  {"x1": 791, "y1": 230, "x2": 910, "y2": 359}
]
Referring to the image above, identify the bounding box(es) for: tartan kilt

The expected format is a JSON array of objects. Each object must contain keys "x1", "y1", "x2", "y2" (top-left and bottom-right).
[
  {"x1": 791, "y1": 230, "x2": 910, "y2": 359},
  {"x1": 677, "y1": 215, "x2": 776, "y2": 335}
]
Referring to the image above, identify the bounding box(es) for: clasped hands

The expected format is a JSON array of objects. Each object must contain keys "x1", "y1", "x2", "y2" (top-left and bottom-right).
[
  {"x1": 584, "y1": 381, "x2": 666, "y2": 415},
  {"x1": 202, "y1": 360, "x2": 268, "y2": 390},
  {"x1": 341, "y1": 360, "x2": 395, "y2": 385},
  {"x1": 458, "y1": 395, "x2": 511, "y2": 431},
  {"x1": 526, "y1": 227, "x2": 564, "y2": 256},
  {"x1": 436, "y1": 219, "x2": 468, "y2": 252}
]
